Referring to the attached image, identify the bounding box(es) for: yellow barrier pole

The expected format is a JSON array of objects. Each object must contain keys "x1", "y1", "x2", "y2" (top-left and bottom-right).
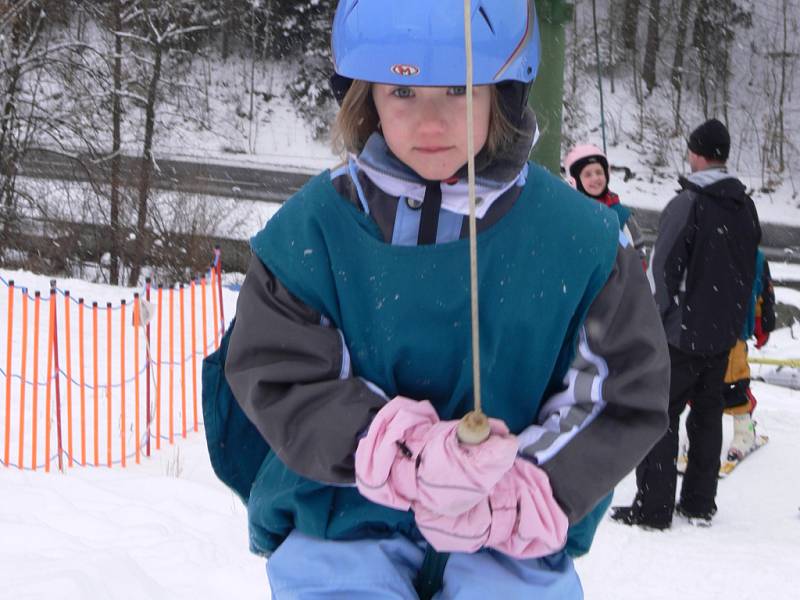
[{"x1": 748, "y1": 357, "x2": 800, "y2": 369}]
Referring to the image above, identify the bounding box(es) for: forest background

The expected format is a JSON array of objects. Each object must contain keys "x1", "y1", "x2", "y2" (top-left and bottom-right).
[{"x1": 0, "y1": 0, "x2": 797, "y2": 285}]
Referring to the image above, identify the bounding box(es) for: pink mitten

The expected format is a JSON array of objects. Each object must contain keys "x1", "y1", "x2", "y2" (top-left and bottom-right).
[
  {"x1": 414, "y1": 458, "x2": 568, "y2": 559},
  {"x1": 355, "y1": 396, "x2": 518, "y2": 515},
  {"x1": 484, "y1": 459, "x2": 568, "y2": 557},
  {"x1": 414, "y1": 418, "x2": 518, "y2": 515},
  {"x1": 413, "y1": 499, "x2": 491, "y2": 554},
  {"x1": 355, "y1": 396, "x2": 438, "y2": 511}
]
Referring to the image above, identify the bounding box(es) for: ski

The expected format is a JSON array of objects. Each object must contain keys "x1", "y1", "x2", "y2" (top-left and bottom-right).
[
  {"x1": 677, "y1": 435, "x2": 768, "y2": 478},
  {"x1": 718, "y1": 434, "x2": 769, "y2": 478}
]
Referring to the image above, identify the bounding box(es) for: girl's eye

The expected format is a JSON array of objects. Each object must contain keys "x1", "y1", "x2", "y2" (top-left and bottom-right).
[
  {"x1": 448, "y1": 86, "x2": 467, "y2": 96},
  {"x1": 392, "y1": 87, "x2": 414, "y2": 98}
]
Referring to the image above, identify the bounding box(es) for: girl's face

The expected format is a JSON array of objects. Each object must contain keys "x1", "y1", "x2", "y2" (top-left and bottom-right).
[
  {"x1": 579, "y1": 163, "x2": 607, "y2": 197},
  {"x1": 372, "y1": 83, "x2": 491, "y2": 181}
]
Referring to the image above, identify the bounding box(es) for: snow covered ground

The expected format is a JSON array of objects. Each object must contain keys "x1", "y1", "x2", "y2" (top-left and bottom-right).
[
  {"x1": 1, "y1": 268, "x2": 799, "y2": 599},
  {"x1": 580, "y1": 380, "x2": 800, "y2": 600}
]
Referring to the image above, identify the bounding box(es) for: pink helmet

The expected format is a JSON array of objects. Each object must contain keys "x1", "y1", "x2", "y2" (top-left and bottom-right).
[{"x1": 563, "y1": 144, "x2": 609, "y2": 194}]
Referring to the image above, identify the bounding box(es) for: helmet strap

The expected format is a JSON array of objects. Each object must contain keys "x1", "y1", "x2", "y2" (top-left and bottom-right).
[{"x1": 330, "y1": 73, "x2": 353, "y2": 106}]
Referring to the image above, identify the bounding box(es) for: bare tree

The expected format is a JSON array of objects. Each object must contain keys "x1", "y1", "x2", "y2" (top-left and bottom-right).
[
  {"x1": 641, "y1": 0, "x2": 661, "y2": 93},
  {"x1": 125, "y1": 0, "x2": 216, "y2": 286},
  {"x1": 762, "y1": 0, "x2": 798, "y2": 176},
  {"x1": 621, "y1": 0, "x2": 642, "y2": 54},
  {"x1": 0, "y1": 0, "x2": 45, "y2": 232},
  {"x1": 670, "y1": 0, "x2": 694, "y2": 133},
  {"x1": 692, "y1": 0, "x2": 751, "y2": 119},
  {"x1": 109, "y1": 0, "x2": 125, "y2": 284}
]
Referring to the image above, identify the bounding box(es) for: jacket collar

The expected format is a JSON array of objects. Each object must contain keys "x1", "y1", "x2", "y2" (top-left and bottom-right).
[
  {"x1": 685, "y1": 166, "x2": 733, "y2": 188},
  {"x1": 353, "y1": 109, "x2": 537, "y2": 218}
]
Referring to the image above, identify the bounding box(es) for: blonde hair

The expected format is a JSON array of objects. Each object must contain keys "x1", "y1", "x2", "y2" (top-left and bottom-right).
[{"x1": 331, "y1": 80, "x2": 519, "y2": 159}]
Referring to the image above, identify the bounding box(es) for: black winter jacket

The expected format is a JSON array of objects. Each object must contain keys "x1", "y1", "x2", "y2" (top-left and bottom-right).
[{"x1": 648, "y1": 170, "x2": 761, "y2": 355}]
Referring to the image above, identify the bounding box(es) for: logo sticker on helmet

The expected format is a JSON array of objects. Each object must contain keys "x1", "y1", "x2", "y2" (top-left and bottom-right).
[{"x1": 391, "y1": 64, "x2": 420, "y2": 77}]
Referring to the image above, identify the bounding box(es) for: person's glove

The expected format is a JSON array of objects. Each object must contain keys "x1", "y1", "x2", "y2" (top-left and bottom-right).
[
  {"x1": 754, "y1": 318, "x2": 769, "y2": 349},
  {"x1": 355, "y1": 396, "x2": 518, "y2": 515},
  {"x1": 413, "y1": 458, "x2": 569, "y2": 559}
]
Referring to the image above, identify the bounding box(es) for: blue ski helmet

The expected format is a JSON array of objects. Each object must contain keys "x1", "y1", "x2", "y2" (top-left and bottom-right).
[{"x1": 331, "y1": 0, "x2": 540, "y2": 88}]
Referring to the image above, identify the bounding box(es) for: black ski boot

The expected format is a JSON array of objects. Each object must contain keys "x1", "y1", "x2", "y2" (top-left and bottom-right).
[{"x1": 610, "y1": 505, "x2": 671, "y2": 531}]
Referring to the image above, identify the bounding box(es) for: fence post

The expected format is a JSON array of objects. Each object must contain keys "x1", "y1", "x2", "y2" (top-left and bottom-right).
[
  {"x1": 168, "y1": 285, "x2": 175, "y2": 445},
  {"x1": 92, "y1": 301, "x2": 99, "y2": 467},
  {"x1": 214, "y1": 245, "x2": 225, "y2": 338},
  {"x1": 32, "y1": 291, "x2": 41, "y2": 471},
  {"x1": 156, "y1": 284, "x2": 163, "y2": 450},
  {"x1": 78, "y1": 298, "x2": 86, "y2": 466},
  {"x1": 179, "y1": 284, "x2": 187, "y2": 439},
  {"x1": 120, "y1": 300, "x2": 126, "y2": 468},
  {"x1": 145, "y1": 278, "x2": 152, "y2": 458},
  {"x1": 64, "y1": 290, "x2": 74, "y2": 467},
  {"x1": 200, "y1": 274, "x2": 209, "y2": 356},
  {"x1": 50, "y1": 280, "x2": 64, "y2": 473},
  {"x1": 106, "y1": 302, "x2": 112, "y2": 467},
  {"x1": 3, "y1": 280, "x2": 13, "y2": 467},
  {"x1": 210, "y1": 267, "x2": 219, "y2": 350},
  {"x1": 133, "y1": 293, "x2": 141, "y2": 465},
  {"x1": 18, "y1": 289, "x2": 29, "y2": 469},
  {"x1": 45, "y1": 286, "x2": 54, "y2": 472},
  {"x1": 190, "y1": 277, "x2": 198, "y2": 432}
]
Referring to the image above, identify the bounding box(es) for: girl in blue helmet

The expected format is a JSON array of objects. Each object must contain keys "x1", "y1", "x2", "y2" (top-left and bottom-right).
[{"x1": 208, "y1": 1, "x2": 669, "y2": 597}]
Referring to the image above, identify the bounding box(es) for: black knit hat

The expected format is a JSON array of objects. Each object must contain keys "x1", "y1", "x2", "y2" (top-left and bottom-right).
[{"x1": 687, "y1": 118, "x2": 730, "y2": 161}]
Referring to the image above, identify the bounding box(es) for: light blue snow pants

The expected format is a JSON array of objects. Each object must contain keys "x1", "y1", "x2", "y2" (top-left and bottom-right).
[{"x1": 266, "y1": 530, "x2": 583, "y2": 599}]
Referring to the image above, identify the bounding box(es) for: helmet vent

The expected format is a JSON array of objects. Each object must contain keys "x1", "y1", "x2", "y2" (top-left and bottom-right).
[{"x1": 478, "y1": 5, "x2": 495, "y2": 34}]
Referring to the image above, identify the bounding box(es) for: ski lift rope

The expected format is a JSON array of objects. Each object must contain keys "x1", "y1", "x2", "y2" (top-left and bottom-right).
[{"x1": 456, "y1": 0, "x2": 492, "y2": 445}]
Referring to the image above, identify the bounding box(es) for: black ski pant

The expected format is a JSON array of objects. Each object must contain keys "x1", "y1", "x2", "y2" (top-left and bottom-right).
[{"x1": 634, "y1": 345, "x2": 729, "y2": 524}]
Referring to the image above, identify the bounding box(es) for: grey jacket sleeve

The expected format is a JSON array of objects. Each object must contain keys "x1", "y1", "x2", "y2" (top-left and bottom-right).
[
  {"x1": 517, "y1": 243, "x2": 670, "y2": 523},
  {"x1": 224, "y1": 255, "x2": 388, "y2": 485},
  {"x1": 646, "y1": 192, "x2": 696, "y2": 319},
  {"x1": 624, "y1": 213, "x2": 647, "y2": 264}
]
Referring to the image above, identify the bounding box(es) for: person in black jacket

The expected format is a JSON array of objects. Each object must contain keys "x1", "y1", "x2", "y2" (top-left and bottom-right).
[{"x1": 611, "y1": 118, "x2": 761, "y2": 529}]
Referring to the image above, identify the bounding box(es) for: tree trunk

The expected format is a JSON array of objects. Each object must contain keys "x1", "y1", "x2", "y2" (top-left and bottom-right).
[
  {"x1": 693, "y1": 0, "x2": 712, "y2": 118},
  {"x1": 0, "y1": 67, "x2": 22, "y2": 213},
  {"x1": 776, "y1": 0, "x2": 789, "y2": 172},
  {"x1": 670, "y1": 0, "x2": 693, "y2": 132},
  {"x1": 608, "y1": 0, "x2": 616, "y2": 94},
  {"x1": 127, "y1": 41, "x2": 163, "y2": 287},
  {"x1": 570, "y1": 0, "x2": 578, "y2": 98},
  {"x1": 621, "y1": 0, "x2": 641, "y2": 52},
  {"x1": 642, "y1": 0, "x2": 661, "y2": 93},
  {"x1": 109, "y1": 0, "x2": 123, "y2": 284},
  {"x1": 221, "y1": 2, "x2": 231, "y2": 60},
  {"x1": 720, "y1": 37, "x2": 731, "y2": 124},
  {"x1": 248, "y1": 2, "x2": 256, "y2": 152},
  {"x1": 1, "y1": 7, "x2": 25, "y2": 212},
  {"x1": 1, "y1": 2, "x2": 43, "y2": 237}
]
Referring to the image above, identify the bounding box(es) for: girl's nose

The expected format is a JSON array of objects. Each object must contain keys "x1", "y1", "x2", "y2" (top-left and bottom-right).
[{"x1": 416, "y1": 98, "x2": 448, "y2": 134}]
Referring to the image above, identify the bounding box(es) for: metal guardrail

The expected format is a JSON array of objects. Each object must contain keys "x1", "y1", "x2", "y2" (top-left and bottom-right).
[
  {"x1": 13, "y1": 147, "x2": 800, "y2": 267},
  {"x1": 5, "y1": 217, "x2": 252, "y2": 275},
  {"x1": 631, "y1": 207, "x2": 800, "y2": 264},
  {"x1": 18, "y1": 147, "x2": 314, "y2": 203}
]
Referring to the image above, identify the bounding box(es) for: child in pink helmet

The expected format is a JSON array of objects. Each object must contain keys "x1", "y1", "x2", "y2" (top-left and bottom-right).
[{"x1": 564, "y1": 144, "x2": 647, "y2": 265}]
